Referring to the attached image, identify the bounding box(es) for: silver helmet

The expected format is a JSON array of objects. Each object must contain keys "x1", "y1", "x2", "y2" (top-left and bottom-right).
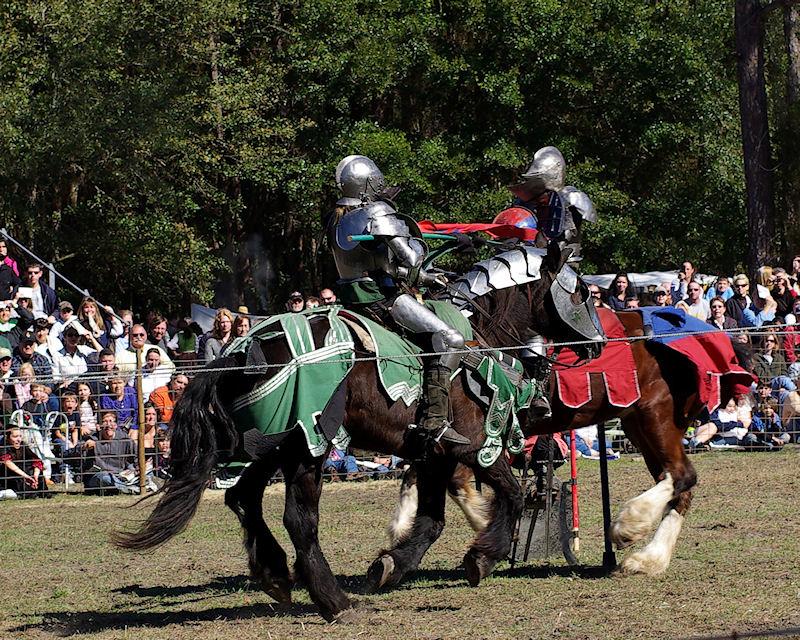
[
  {"x1": 335, "y1": 155, "x2": 385, "y2": 206},
  {"x1": 509, "y1": 146, "x2": 566, "y2": 201}
]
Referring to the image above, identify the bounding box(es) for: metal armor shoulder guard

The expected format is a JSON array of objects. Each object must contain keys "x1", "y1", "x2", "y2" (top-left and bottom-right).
[
  {"x1": 560, "y1": 186, "x2": 596, "y2": 222},
  {"x1": 365, "y1": 200, "x2": 410, "y2": 237},
  {"x1": 335, "y1": 155, "x2": 385, "y2": 206}
]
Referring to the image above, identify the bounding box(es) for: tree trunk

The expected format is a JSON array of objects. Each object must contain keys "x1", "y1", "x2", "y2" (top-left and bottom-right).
[
  {"x1": 735, "y1": 0, "x2": 776, "y2": 274},
  {"x1": 783, "y1": 3, "x2": 800, "y2": 256}
]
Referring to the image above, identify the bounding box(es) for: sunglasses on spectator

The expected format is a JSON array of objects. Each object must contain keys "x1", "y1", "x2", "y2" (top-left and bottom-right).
[
  {"x1": 688, "y1": 287, "x2": 701, "y2": 292},
  {"x1": 131, "y1": 331, "x2": 147, "y2": 337},
  {"x1": 734, "y1": 283, "x2": 748, "y2": 288},
  {"x1": 27, "y1": 270, "x2": 41, "y2": 276},
  {"x1": 765, "y1": 338, "x2": 777, "y2": 343}
]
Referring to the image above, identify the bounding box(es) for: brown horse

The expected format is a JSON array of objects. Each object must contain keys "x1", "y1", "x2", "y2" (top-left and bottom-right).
[
  {"x1": 114, "y1": 245, "x2": 603, "y2": 621},
  {"x1": 383, "y1": 309, "x2": 742, "y2": 580}
]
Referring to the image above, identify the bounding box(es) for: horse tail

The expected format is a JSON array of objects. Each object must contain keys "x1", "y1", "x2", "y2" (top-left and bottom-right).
[{"x1": 113, "y1": 358, "x2": 239, "y2": 550}]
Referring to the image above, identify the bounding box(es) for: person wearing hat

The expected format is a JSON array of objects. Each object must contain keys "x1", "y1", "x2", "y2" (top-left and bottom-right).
[
  {"x1": 11, "y1": 333, "x2": 53, "y2": 382},
  {"x1": 31, "y1": 317, "x2": 62, "y2": 364},
  {"x1": 286, "y1": 291, "x2": 304, "y2": 313},
  {"x1": 51, "y1": 301, "x2": 75, "y2": 341},
  {"x1": 652, "y1": 285, "x2": 670, "y2": 307}
]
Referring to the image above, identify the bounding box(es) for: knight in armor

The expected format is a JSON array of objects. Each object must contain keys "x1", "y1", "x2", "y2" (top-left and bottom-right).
[
  {"x1": 495, "y1": 146, "x2": 598, "y2": 419},
  {"x1": 329, "y1": 155, "x2": 471, "y2": 451}
]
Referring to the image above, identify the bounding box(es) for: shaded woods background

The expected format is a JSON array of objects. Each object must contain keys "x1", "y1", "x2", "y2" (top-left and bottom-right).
[{"x1": 1, "y1": 0, "x2": 798, "y2": 314}]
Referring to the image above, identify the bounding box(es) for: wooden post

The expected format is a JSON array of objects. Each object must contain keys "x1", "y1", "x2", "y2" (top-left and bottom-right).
[
  {"x1": 135, "y1": 348, "x2": 146, "y2": 494},
  {"x1": 598, "y1": 422, "x2": 616, "y2": 571}
]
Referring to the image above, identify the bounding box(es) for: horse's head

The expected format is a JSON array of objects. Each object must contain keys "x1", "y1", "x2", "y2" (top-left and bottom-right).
[{"x1": 538, "y1": 242, "x2": 605, "y2": 360}]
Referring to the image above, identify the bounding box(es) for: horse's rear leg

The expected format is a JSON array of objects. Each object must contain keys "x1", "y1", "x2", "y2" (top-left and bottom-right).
[
  {"x1": 614, "y1": 414, "x2": 696, "y2": 576},
  {"x1": 283, "y1": 456, "x2": 352, "y2": 621},
  {"x1": 366, "y1": 459, "x2": 454, "y2": 593},
  {"x1": 225, "y1": 455, "x2": 292, "y2": 604},
  {"x1": 463, "y1": 457, "x2": 522, "y2": 587}
]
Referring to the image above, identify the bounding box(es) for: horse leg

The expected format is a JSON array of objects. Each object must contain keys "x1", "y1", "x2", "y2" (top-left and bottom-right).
[
  {"x1": 386, "y1": 466, "x2": 419, "y2": 547},
  {"x1": 613, "y1": 413, "x2": 697, "y2": 576},
  {"x1": 385, "y1": 463, "x2": 489, "y2": 548},
  {"x1": 447, "y1": 463, "x2": 492, "y2": 534},
  {"x1": 366, "y1": 459, "x2": 454, "y2": 593},
  {"x1": 282, "y1": 455, "x2": 352, "y2": 621},
  {"x1": 463, "y1": 457, "x2": 522, "y2": 587},
  {"x1": 224, "y1": 455, "x2": 292, "y2": 604}
]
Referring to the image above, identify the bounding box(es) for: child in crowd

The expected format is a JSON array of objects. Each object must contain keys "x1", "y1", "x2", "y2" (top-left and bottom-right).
[
  {"x1": 20, "y1": 383, "x2": 59, "y2": 428},
  {"x1": 751, "y1": 398, "x2": 789, "y2": 449},
  {"x1": 60, "y1": 392, "x2": 82, "y2": 447},
  {"x1": 76, "y1": 382, "x2": 98, "y2": 437},
  {"x1": 12, "y1": 362, "x2": 35, "y2": 409}
]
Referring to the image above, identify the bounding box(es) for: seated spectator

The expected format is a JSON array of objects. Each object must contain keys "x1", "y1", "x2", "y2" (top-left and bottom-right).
[
  {"x1": 306, "y1": 296, "x2": 321, "y2": 309},
  {"x1": 20, "y1": 382, "x2": 59, "y2": 429},
  {"x1": 0, "y1": 258, "x2": 20, "y2": 305},
  {"x1": 80, "y1": 411, "x2": 137, "y2": 494},
  {"x1": 31, "y1": 317, "x2": 62, "y2": 364},
  {"x1": 676, "y1": 281, "x2": 710, "y2": 321},
  {"x1": 568, "y1": 425, "x2": 620, "y2": 460},
  {"x1": 149, "y1": 373, "x2": 189, "y2": 424},
  {"x1": 141, "y1": 348, "x2": 171, "y2": 402},
  {"x1": 233, "y1": 315, "x2": 250, "y2": 337},
  {"x1": 726, "y1": 274, "x2": 776, "y2": 328},
  {"x1": 707, "y1": 297, "x2": 737, "y2": 332},
  {"x1": 704, "y1": 275, "x2": 733, "y2": 302},
  {"x1": 167, "y1": 317, "x2": 202, "y2": 361},
  {"x1": 113, "y1": 309, "x2": 133, "y2": 354},
  {"x1": 11, "y1": 334, "x2": 53, "y2": 384},
  {"x1": 76, "y1": 382, "x2": 98, "y2": 437},
  {"x1": 116, "y1": 324, "x2": 176, "y2": 377},
  {"x1": 624, "y1": 294, "x2": 640, "y2": 309},
  {"x1": 59, "y1": 391, "x2": 82, "y2": 449},
  {"x1": 203, "y1": 308, "x2": 234, "y2": 362},
  {"x1": 790, "y1": 254, "x2": 800, "y2": 295},
  {"x1": 129, "y1": 403, "x2": 167, "y2": 483},
  {"x1": 0, "y1": 300, "x2": 34, "y2": 350},
  {"x1": 11, "y1": 362, "x2": 35, "y2": 409},
  {"x1": 286, "y1": 291, "x2": 305, "y2": 313},
  {"x1": 785, "y1": 313, "x2": 800, "y2": 379},
  {"x1": 1, "y1": 425, "x2": 50, "y2": 499},
  {"x1": 0, "y1": 349, "x2": 13, "y2": 413},
  {"x1": 652, "y1": 285, "x2": 670, "y2": 307},
  {"x1": 82, "y1": 347, "x2": 115, "y2": 399},
  {"x1": 76, "y1": 298, "x2": 124, "y2": 350},
  {"x1": 50, "y1": 301, "x2": 75, "y2": 341},
  {"x1": 689, "y1": 398, "x2": 752, "y2": 450},
  {"x1": 21, "y1": 263, "x2": 58, "y2": 321},
  {"x1": 751, "y1": 398, "x2": 789, "y2": 449},
  {"x1": 587, "y1": 284, "x2": 606, "y2": 308},
  {"x1": 606, "y1": 273, "x2": 629, "y2": 311},
  {"x1": 752, "y1": 333, "x2": 788, "y2": 386},
  {"x1": 322, "y1": 446, "x2": 360, "y2": 481},
  {"x1": 770, "y1": 268, "x2": 797, "y2": 321},
  {"x1": 0, "y1": 239, "x2": 19, "y2": 277},
  {"x1": 320, "y1": 288, "x2": 337, "y2": 305},
  {"x1": 53, "y1": 323, "x2": 97, "y2": 390},
  {"x1": 670, "y1": 261, "x2": 696, "y2": 304},
  {"x1": 146, "y1": 315, "x2": 170, "y2": 351},
  {"x1": 99, "y1": 374, "x2": 138, "y2": 430}
]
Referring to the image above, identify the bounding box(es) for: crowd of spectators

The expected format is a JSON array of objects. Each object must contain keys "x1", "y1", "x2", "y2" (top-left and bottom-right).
[
  {"x1": 591, "y1": 257, "x2": 800, "y2": 453},
  {"x1": 3, "y1": 242, "x2": 799, "y2": 498}
]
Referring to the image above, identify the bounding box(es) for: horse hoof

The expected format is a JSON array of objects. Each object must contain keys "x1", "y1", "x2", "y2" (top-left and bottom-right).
[
  {"x1": 328, "y1": 605, "x2": 363, "y2": 624},
  {"x1": 463, "y1": 551, "x2": 495, "y2": 587},
  {"x1": 365, "y1": 554, "x2": 395, "y2": 593},
  {"x1": 258, "y1": 575, "x2": 293, "y2": 604}
]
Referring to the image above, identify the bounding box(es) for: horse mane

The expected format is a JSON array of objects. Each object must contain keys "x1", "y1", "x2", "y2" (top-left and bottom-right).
[{"x1": 469, "y1": 287, "x2": 535, "y2": 347}]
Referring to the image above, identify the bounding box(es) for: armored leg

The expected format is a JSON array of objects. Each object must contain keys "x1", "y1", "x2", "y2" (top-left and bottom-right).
[
  {"x1": 389, "y1": 294, "x2": 470, "y2": 449},
  {"x1": 520, "y1": 333, "x2": 552, "y2": 419}
]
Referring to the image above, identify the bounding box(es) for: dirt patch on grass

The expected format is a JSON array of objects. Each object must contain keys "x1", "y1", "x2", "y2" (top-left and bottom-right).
[{"x1": 2, "y1": 451, "x2": 800, "y2": 639}]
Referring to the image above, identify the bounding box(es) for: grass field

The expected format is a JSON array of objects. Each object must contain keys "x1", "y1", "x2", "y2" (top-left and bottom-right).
[{"x1": 2, "y1": 451, "x2": 800, "y2": 640}]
